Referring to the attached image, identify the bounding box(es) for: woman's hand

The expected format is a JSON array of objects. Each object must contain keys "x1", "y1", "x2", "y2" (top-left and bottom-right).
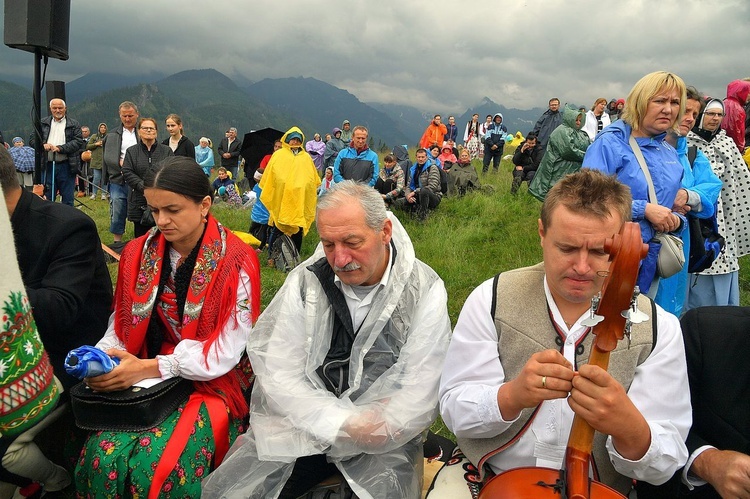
[
  {"x1": 85, "y1": 349, "x2": 161, "y2": 392},
  {"x1": 645, "y1": 203, "x2": 680, "y2": 233},
  {"x1": 672, "y1": 188, "x2": 691, "y2": 215}
]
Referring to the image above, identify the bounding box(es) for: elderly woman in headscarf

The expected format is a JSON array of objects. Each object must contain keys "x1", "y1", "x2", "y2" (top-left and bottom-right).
[
  {"x1": 195, "y1": 137, "x2": 215, "y2": 176},
  {"x1": 259, "y1": 127, "x2": 321, "y2": 255},
  {"x1": 686, "y1": 96, "x2": 750, "y2": 309},
  {"x1": 305, "y1": 133, "x2": 326, "y2": 176}
]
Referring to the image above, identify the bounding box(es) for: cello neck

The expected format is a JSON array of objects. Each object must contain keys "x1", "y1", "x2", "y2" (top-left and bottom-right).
[{"x1": 565, "y1": 336, "x2": 613, "y2": 499}]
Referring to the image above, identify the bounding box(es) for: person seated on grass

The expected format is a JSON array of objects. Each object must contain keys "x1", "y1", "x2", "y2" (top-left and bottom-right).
[
  {"x1": 510, "y1": 131, "x2": 544, "y2": 195},
  {"x1": 202, "y1": 181, "x2": 451, "y2": 498},
  {"x1": 448, "y1": 148, "x2": 480, "y2": 196},
  {"x1": 375, "y1": 153, "x2": 405, "y2": 207},
  {"x1": 395, "y1": 148, "x2": 442, "y2": 221},
  {"x1": 428, "y1": 144, "x2": 442, "y2": 170},
  {"x1": 211, "y1": 167, "x2": 236, "y2": 200},
  {"x1": 429, "y1": 169, "x2": 690, "y2": 498},
  {"x1": 438, "y1": 143, "x2": 458, "y2": 170}
]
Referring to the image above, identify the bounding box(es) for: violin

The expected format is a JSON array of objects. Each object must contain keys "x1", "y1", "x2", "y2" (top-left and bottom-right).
[{"x1": 479, "y1": 221, "x2": 648, "y2": 499}]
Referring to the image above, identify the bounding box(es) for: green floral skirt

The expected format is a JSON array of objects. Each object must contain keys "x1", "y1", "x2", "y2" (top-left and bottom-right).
[{"x1": 74, "y1": 401, "x2": 244, "y2": 498}]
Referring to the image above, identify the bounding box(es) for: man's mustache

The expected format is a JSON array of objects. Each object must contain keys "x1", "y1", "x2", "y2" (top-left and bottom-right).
[{"x1": 334, "y1": 262, "x2": 361, "y2": 272}]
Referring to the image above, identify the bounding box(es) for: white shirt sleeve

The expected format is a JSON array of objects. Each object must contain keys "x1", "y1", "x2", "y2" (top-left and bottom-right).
[
  {"x1": 154, "y1": 269, "x2": 252, "y2": 381},
  {"x1": 439, "y1": 279, "x2": 518, "y2": 439}
]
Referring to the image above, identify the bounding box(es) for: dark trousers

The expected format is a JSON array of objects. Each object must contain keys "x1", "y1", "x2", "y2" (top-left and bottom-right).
[
  {"x1": 482, "y1": 147, "x2": 502, "y2": 172},
  {"x1": 511, "y1": 169, "x2": 536, "y2": 194},
  {"x1": 43, "y1": 161, "x2": 75, "y2": 206},
  {"x1": 278, "y1": 454, "x2": 339, "y2": 499},
  {"x1": 375, "y1": 177, "x2": 397, "y2": 195},
  {"x1": 249, "y1": 221, "x2": 270, "y2": 250}
]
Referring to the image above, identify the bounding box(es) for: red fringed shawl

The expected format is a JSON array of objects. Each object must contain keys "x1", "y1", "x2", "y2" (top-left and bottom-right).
[{"x1": 112, "y1": 214, "x2": 260, "y2": 418}]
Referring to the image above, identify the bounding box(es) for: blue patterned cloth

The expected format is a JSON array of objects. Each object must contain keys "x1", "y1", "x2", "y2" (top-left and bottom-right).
[
  {"x1": 65, "y1": 345, "x2": 120, "y2": 379},
  {"x1": 9, "y1": 145, "x2": 35, "y2": 173}
]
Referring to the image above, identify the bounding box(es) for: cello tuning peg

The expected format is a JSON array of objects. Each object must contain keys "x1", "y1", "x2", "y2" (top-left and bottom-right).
[
  {"x1": 580, "y1": 293, "x2": 604, "y2": 327},
  {"x1": 620, "y1": 287, "x2": 649, "y2": 324}
]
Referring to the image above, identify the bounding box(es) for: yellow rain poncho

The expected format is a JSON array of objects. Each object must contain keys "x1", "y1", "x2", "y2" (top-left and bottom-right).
[{"x1": 259, "y1": 127, "x2": 321, "y2": 236}]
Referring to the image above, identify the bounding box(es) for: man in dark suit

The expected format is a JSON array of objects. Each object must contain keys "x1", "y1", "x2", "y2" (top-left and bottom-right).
[
  {"x1": 218, "y1": 127, "x2": 242, "y2": 180},
  {"x1": 0, "y1": 146, "x2": 112, "y2": 390},
  {"x1": 659, "y1": 306, "x2": 750, "y2": 498}
]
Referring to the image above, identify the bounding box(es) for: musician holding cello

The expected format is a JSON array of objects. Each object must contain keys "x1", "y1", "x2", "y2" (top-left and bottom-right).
[{"x1": 430, "y1": 169, "x2": 691, "y2": 498}]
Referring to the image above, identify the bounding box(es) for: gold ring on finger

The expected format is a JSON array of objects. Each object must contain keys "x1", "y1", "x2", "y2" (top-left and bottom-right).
[{"x1": 542, "y1": 376, "x2": 547, "y2": 389}]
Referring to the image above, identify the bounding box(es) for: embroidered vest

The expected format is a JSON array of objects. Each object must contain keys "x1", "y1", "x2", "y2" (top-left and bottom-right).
[{"x1": 457, "y1": 263, "x2": 655, "y2": 495}]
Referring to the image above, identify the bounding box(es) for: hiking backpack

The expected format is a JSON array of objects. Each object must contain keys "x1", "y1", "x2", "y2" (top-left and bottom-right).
[{"x1": 269, "y1": 233, "x2": 300, "y2": 273}]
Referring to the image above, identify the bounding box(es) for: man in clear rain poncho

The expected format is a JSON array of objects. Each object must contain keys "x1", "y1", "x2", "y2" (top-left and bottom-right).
[{"x1": 202, "y1": 180, "x2": 452, "y2": 498}]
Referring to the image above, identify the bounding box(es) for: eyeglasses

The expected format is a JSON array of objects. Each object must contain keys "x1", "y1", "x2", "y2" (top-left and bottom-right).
[
  {"x1": 704, "y1": 112, "x2": 724, "y2": 118},
  {"x1": 140, "y1": 127, "x2": 156, "y2": 131}
]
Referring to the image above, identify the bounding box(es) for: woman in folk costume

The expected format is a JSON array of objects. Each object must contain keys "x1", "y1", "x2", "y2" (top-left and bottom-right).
[
  {"x1": 463, "y1": 113, "x2": 481, "y2": 159},
  {"x1": 0, "y1": 176, "x2": 69, "y2": 497},
  {"x1": 74, "y1": 156, "x2": 261, "y2": 498}
]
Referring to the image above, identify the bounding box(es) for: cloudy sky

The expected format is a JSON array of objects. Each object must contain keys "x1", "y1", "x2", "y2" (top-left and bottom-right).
[{"x1": 1, "y1": 0, "x2": 747, "y2": 113}]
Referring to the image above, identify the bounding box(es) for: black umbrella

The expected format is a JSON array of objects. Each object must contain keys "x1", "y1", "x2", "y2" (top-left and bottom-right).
[{"x1": 240, "y1": 127, "x2": 284, "y2": 171}]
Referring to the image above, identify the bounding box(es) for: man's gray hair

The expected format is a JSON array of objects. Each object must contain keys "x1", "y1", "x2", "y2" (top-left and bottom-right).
[
  {"x1": 119, "y1": 101, "x2": 138, "y2": 112},
  {"x1": 49, "y1": 98, "x2": 66, "y2": 108},
  {"x1": 316, "y1": 180, "x2": 386, "y2": 231}
]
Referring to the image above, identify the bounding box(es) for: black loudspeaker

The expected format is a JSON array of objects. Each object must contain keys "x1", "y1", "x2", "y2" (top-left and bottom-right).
[
  {"x1": 46, "y1": 80, "x2": 66, "y2": 105},
  {"x1": 3, "y1": 0, "x2": 70, "y2": 61}
]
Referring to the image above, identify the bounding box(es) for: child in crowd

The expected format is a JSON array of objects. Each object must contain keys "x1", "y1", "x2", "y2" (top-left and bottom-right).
[
  {"x1": 249, "y1": 167, "x2": 270, "y2": 249},
  {"x1": 212, "y1": 167, "x2": 235, "y2": 198},
  {"x1": 318, "y1": 167, "x2": 335, "y2": 196},
  {"x1": 438, "y1": 142, "x2": 458, "y2": 170}
]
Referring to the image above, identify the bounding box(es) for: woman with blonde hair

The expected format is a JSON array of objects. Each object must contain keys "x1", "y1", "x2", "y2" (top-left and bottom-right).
[{"x1": 583, "y1": 71, "x2": 686, "y2": 297}]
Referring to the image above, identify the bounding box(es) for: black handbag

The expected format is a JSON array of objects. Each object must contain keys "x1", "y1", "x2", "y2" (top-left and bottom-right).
[{"x1": 70, "y1": 377, "x2": 194, "y2": 432}]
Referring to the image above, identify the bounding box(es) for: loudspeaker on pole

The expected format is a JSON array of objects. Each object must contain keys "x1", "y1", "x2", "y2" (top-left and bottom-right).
[
  {"x1": 3, "y1": 0, "x2": 71, "y2": 61},
  {"x1": 45, "y1": 81, "x2": 66, "y2": 105}
]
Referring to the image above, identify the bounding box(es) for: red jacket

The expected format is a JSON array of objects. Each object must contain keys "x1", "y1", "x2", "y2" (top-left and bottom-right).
[{"x1": 721, "y1": 79, "x2": 750, "y2": 154}]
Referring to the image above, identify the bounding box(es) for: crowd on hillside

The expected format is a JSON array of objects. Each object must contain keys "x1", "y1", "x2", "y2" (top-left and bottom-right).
[{"x1": 2, "y1": 73, "x2": 750, "y2": 498}]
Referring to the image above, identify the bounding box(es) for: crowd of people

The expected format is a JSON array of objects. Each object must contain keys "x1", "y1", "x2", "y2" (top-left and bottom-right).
[{"x1": 1, "y1": 72, "x2": 750, "y2": 499}]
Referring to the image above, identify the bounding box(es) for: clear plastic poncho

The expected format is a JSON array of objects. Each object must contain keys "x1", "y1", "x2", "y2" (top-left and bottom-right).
[{"x1": 202, "y1": 212, "x2": 451, "y2": 498}]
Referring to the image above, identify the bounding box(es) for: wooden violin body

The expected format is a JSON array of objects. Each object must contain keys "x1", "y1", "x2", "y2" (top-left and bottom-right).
[
  {"x1": 478, "y1": 466, "x2": 623, "y2": 498},
  {"x1": 478, "y1": 222, "x2": 647, "y2": 499}
]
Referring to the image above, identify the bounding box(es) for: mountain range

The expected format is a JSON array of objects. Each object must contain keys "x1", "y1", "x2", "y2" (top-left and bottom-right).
[{"x1": 0, "y1": 69, "x2": 545, "y2": 151}]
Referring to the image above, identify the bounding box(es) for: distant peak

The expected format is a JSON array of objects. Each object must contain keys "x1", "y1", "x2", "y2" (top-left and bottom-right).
[{"x1": 160, "y1": 69, "x2": 236, "y2": 87}]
